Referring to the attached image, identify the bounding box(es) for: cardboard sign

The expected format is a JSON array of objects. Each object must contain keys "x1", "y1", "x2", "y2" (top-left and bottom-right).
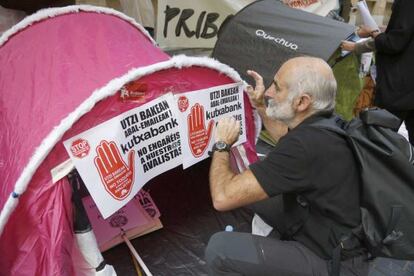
[
  {"x1": 82, "y1": 190, "x2": 162, "y2": 252},
  {"x1": 82, "y1": 195, "x2": 150, "y2": 245},
  {"x1": 64, "y1": 93, "x2": 182, "y2": 218},
  {"x1": 156, "y1": 0, "x2": 255, "y2": 49},
  {"x1": 176, "y1": 82, "x2": 246, "y2": 169}
]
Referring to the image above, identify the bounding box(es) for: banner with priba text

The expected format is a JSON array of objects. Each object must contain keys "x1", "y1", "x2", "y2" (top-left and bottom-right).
[
  {"x1": 156, "y1": 0, "x2": 255, "y2": 49},
  {"x1": 175, "y1": 82, "x2": 246, "y2": 169},
  {"x1": 64, "y1": 93, "x2": 182, "y2": 218}
]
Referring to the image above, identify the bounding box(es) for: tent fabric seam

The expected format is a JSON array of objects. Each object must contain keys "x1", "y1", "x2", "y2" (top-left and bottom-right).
[
  {"x1": 0, "y1": 55, "x2": 245, "y2": 236},
  {"x1": 0, "y1": 5, "x2": 156, "y2": 48}
]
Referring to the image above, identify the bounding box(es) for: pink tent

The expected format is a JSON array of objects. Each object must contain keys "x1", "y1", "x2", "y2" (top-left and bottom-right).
[{"x1": 0, "y1": 6, "x2": 257, "y2": 275}]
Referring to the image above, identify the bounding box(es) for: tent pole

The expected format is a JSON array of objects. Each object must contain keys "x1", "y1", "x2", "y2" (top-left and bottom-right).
[
  {"x1": 130, "y1": 249, "x2": 143, "y2": 276},
  {"x1": 121, "y1": 232, "x2": 153, "y2": 276}
]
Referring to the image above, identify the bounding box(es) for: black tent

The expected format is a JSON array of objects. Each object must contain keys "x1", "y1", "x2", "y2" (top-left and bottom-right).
[{"x1": 213, "y1": 0, "x2": 354, "y2": 88}]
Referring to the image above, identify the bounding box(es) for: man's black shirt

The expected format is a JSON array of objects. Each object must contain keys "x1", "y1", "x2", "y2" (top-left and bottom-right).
[{"x1": 250, "y1": 113, "x2": 361, "y2": 259}]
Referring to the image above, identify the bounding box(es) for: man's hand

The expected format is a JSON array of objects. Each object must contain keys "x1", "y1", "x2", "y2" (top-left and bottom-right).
[
  {"x1": 188, "y1": 103, "x2": 214, "y2": 157},
  {"x1": 94, "y1": 140, "x2": 135, "y2": 200},
  {"x1": 246, "y1": 70, "x2": 288, "y2": 142},
  {"x1": 246, "y1": 70, "x2": 266, "y2": 109},
  {"x1": 357, "y1": 25, "x2": 379, "y2": 38},
  {"x1": 215, "y1": 117, "x2": 241, "y2": 146},
  {"x1": 341, "y1": 41, "x2": 356, "y2": 52}
]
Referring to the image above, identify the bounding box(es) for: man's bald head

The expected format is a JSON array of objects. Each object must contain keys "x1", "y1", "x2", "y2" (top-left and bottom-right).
[{"x1": 278, "y1": 56, "x2": 337, "y2": 113}]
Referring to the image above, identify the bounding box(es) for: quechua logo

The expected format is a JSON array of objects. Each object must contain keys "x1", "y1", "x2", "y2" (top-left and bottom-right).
[{"x1": 255, "y1": 29, "x2": 299, "y2": 51}]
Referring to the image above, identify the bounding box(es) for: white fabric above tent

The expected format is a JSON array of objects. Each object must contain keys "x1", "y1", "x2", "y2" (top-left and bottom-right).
[
  {"x1": 119, "y1": 0, "x2": 155, "y2": 28},
  {"x1": 0, "y1": 5, "x2": 25, "y2": 34},
  {"x1": 75, "y1": 0, "x2": 155, "y2": 28}
]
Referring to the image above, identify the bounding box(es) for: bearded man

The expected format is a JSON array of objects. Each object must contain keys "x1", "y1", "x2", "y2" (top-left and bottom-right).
[{"x1": 205, "y1": 57, "x2": 368, "y2": 276}]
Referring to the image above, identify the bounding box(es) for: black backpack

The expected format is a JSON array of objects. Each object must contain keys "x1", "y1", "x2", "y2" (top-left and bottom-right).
[{"x1": 311, "y1": 108, "x2": 414, "y2": 275}]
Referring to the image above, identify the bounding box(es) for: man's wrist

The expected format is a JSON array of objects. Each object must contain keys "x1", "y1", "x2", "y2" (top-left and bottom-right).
[
  {"x1": 213, "y1": 150, "x2": 230, "y2": 155},
  {"x1": 355, "y1": 26, "x2": 361, "y2": 36},
  {"x1": 209, "y1": 141, "x2": 231, "y2": 157},
  {"x1": 370, "y1": 29, "x2": 380, "y2": 37},
  {"x1": 255, "y1": 105, "x2": 266, "y2": 113},
  {"x1": 212, "y1": 141, "x2": 231, "y2": 152}
]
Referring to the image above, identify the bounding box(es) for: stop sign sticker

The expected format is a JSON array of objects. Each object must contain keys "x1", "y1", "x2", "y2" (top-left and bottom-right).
[
  {"x1": 177, "y1": 96, "x2": 189, "y2": 112},
  {"x1": 70, "y1": 138, "x2": 90, "y2": 158}
]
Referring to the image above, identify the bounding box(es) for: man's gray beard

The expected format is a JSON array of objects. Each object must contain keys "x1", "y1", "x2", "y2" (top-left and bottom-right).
[{"x1": 266, "y1": 98, "x2": 295, "y2": 124}]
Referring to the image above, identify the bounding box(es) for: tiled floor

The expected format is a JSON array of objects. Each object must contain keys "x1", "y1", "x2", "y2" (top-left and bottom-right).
[{"x1": 369, "y1": 258, "x2": 414, "y2": 276}]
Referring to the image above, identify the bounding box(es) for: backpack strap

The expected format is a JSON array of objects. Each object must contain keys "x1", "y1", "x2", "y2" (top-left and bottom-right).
[
  {"x1": 310, "y1": 115, "x2": 364, "y2": 276},
  {"x1": 311, "y1": 109, "x2": 402, "y2": 133},
  {"x1": 309, "y1": 114, "x2": 348, "y2": 136},
  {"x1": 289, "y1": 194, "x2": 310, "y2": 236},
  {"x1": 293, "y1": 192, "x2": 364, "y2": 276},
  {"x1": 330, "y1": 234, "x2": 362, "y2": 276}
]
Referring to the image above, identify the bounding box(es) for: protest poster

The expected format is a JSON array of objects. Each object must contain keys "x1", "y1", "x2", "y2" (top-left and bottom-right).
[
  {"x1": 283, "y1": 0, "x2": 340, "y2": 17},
  {"x1": 156, "y1": 0, "x2": 254, "y2": 49},
  {"x1": 176, "y1": 82, "x2": 246, "y2": 169},
  {"x1": 64, "y1": 93, "x2": 182, "y2": 218}
]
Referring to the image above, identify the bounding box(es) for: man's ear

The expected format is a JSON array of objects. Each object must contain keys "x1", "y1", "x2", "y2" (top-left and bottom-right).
[{"x1": 294, "y1": 93, "x2": 312, "y2": 112}]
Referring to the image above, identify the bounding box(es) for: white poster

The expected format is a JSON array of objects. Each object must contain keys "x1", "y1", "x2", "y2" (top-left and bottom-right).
[
  {"x1": 156, "y1": 0, "x2": 255, "y2": 49},
  {"x1": 175, "y1": 82, "x2": 246, "y2": 169},
  {"x1": 357, "y1": 1, "x2": 379, "y2": 30},
  {"x1": 64, "y1": 93, "x2": 182, "y2": 218}
]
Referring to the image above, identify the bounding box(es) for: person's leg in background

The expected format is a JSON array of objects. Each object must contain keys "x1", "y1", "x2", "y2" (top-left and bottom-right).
[
  {"x1": 387, "y1": 110, "x2": 414, "y2": 144},
  {"x1": 402, "y1": 110, "x2": 414, "y2": 144}
]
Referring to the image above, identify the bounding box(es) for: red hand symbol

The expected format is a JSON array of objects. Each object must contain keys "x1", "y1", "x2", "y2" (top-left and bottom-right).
[
  {"x1": 187, "y1": 103, "x2": 214, "y2": 157},
  {"x1": 94, "y1": 140, "x2": 135, "y2": 200}
]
